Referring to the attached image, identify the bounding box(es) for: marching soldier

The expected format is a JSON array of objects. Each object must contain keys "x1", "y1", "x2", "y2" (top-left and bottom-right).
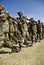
[
  {"x1": 7, "y1": 13, "x2": 21, "y2": 51},
  {"x1": 37, "y1": 20, "x2": 41, "y2": 41},
  {"x1": 40, "y1": 22, "x2": 43, "y2": 39},
  {"x1": 42, "y1": 24, "x2": 44, "y2": 38},
  {"x1": 17, "y1": 11, "x2": 30, "y2": 47},
  {"x1": 29, "y1": 18, "x2": 37, "y2": 44},
  {"x1": 0, "y1": 5, "x2": 5, "y2": 48},
  {"x1": 0, "y1": 5, "x2": 14, "y2": 49}
]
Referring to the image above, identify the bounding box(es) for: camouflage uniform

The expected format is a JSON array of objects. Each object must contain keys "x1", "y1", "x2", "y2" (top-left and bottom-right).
[
  {"x1": 17, "y1": 11, "x2": 30, "y2": 47},
  {"x1": 9, "y1": 17, "x2": 20, "y2": 45},
  {"x1": 9, "y1": 18, "x2": 14, "y2": 41},
  {"x1": 42, "y1": 24, "x2": 44, "y2": 38},
  {"x1": 37, "y1": 20, "x2": 41, "y2": 41},
  {"x1": 4, "y1": 13, "x2": 16, "y2": 48},
  {"x1": 13, "y1": 19, "x2": 22, "y2": 44},
  {"x1": 0, "y1": 5, "x2": 5, "y2": 47},
  {"x1": 4, "y1": 13, "x2": 21, "y2": 51},
  {"x1": 1, "y1": 13, "x2": 11, "y2": 47},
  {"x1": 0, "y1": 5, "x2": 13, "y2": 48},
  {"x1": 29, "y1": 18, "x2": 37, "y2": 43},
  {"x1": 40, "y1": 22, "x2": 43, "y2": 39}
]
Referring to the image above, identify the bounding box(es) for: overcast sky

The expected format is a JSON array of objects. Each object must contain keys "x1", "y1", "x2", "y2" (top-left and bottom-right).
[{"x1": 0, "y1": 0, "x2": 44, "y2": 22}]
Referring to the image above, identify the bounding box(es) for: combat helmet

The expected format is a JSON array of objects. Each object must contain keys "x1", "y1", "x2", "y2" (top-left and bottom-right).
[
  {"x1": 23, "y1": 16, "x2": 28, "y2": 20},
  {"x1": 38, "y1": 20, "x2": 40, "y2": 24},
  {"x1": 29, "y1": 18, "x2": 35, "y2": 22},
  {"x1": 0, "y1": 5, "x2": 4, "y2": 11},
  {"x1": 17, "y1": 11, "x2": 23, "y2": 17}
]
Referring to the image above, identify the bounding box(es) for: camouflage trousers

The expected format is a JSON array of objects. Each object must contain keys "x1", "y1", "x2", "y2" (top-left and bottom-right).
[
  {"x1": 20, "y1": 31, "x2": 30, "y2": 46},
  {"x1": 40, "y1": 32, "x2": 43, "y2": 39},
  {"x1": 4, "y1": 32, "x2": 13, "y2": 48},
  {"x1": 30, "y1": 32, "x2": 37, "y2": 43},
  {"x1": 37, "y1": 33, "x2": 41, "y2": 41},
  {"x1": 0, "y1": 34, "x2": 5, "y2": 48}
]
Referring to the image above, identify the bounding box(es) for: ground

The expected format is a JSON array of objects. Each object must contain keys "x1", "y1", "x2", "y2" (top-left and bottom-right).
[{"x1": 0, "y1": 40, "x2": 44, "y2": 65}]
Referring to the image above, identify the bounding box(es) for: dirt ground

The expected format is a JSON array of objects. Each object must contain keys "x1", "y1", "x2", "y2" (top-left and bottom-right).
[{"x1": 0, "y1": 40, "x2": 44, "y2": 65}]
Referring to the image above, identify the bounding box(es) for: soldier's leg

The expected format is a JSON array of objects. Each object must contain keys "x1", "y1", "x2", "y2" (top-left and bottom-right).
[
  {"x1": 19, "y1": 37, "x2": 24, "y2": 47},
  {"x1": 35, "y1": 32, "x2": 37, "y2": 43},
  {"x1": 41, "y1": 32, "x2": 43, "y2": 40},
  {"x1": 24, "y1": 32, "x2": 30, "y2": 46},
  {"x1": 22, "y1": 32, "x2": 28, "y2": 46},
  {"x1": 4, "y1": 32, "x2": 13, "y2": 48},
  {"x1": 0, "y1": 34, "x2": 5, "y2": 48},
  {"x1": 42, "y1": 33, "x2": 44, "y2": 38},
  {"x1": 38, "y1": 33, "x2": 41, "y2": 42},
  {"x1": 26, "y1": 32, "x2": 30, "y2": 40},
  {"x1": 18, "y1": 31, "x2": 25, "y2": 48},
  {"x1": 9, "y1": 32, "x2": 14, "y2": 42},
  {"x1": 37, "y1": 32, "x2": 38, "y2": 40},
  {"x1": 42, "y1": 32, "x2": 43, "y2": 38},
  {"x1": 4, "y1": 32, "x2": 9, "y2": 40},
  {"x1": 31, "y1": 32, "x2": 33, "y2": 45}
]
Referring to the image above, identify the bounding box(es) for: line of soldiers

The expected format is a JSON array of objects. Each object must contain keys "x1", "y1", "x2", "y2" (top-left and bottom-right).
[{"x1": 0, "y1": 5, "x2": 44, "y2": 52}]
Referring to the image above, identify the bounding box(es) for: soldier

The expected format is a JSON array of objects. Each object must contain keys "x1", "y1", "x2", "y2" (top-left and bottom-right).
[
  {"x1": 22, "y1": 16, "x2": 30, "y2": 46},
  {"x1": 37, "y1": 20, "x2": 41, "y2": 41},
  {"x1": 42, "y1": 24, "x2": 44, "y2": 38},
  {"x1": 0, "y1": 5, "x2": 14, "y2": 50},
  {"x1": 29, "y1": 18, "x2": 37, "y2": 44},
  {"x1": 7, "y1": 13, "x2": 21, "y2": 52},
  {"x1": 8, "y1": 16, "x2": 14, "y2": 42},
  {"x1": 40, "y1": 22, "x2": 43, "y2": 39},
  {"x1": 0, "y1": 5, "x2": 10, "y2": 48},
  {"x1": 13, "y1": 18, "x2": 22, "y2": 44},
  {"x1": 0, "y1": 5, "x2": 5, "y2": 48},
  {"x1": 17, "y1": 11, "x2": 30, "y2": 47},
  {"x1": 3, "y1": 13, "x2": 13, "y2": 48},
  {"x1": 28, "y1": 22, "x2": 32, "y2": 41}
]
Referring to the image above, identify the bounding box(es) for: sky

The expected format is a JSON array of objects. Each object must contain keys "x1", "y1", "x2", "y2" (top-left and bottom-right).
[{"x1": 0, "y1": 0, "x2": 44, "y2": 22}]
